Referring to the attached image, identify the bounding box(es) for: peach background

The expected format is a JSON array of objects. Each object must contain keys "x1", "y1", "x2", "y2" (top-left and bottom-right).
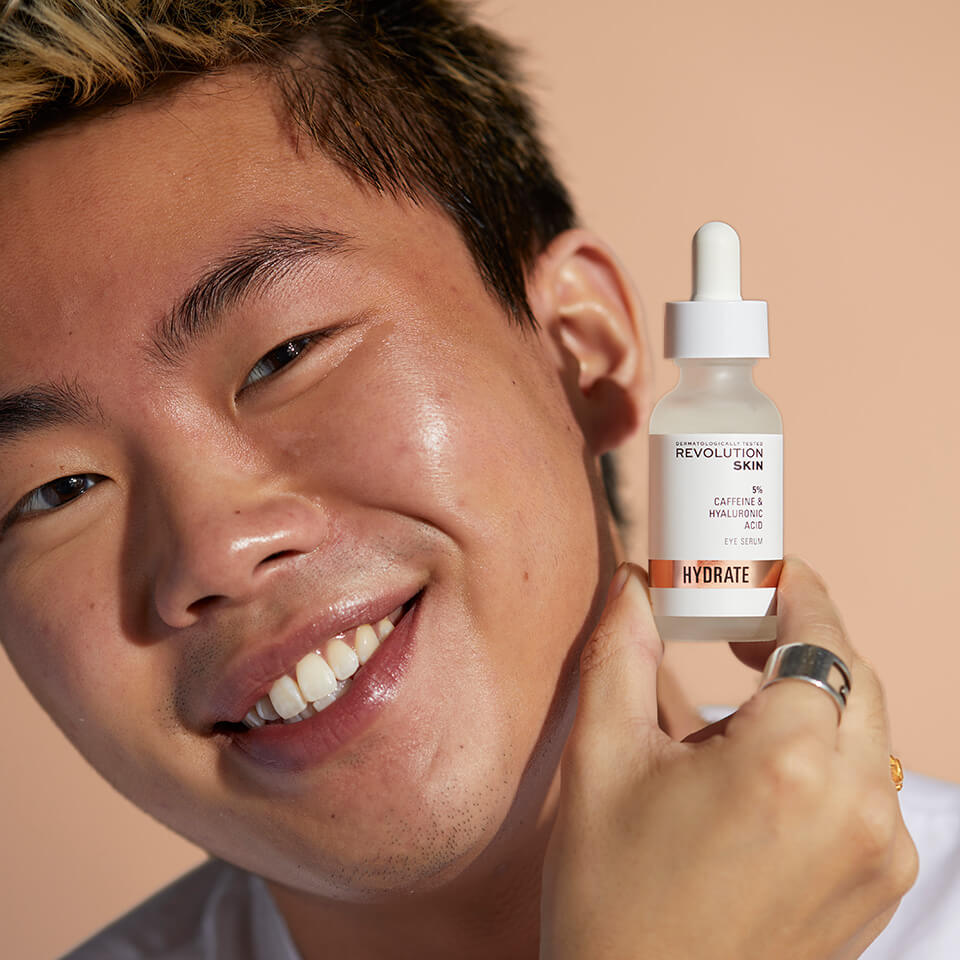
[{"x1": 2, "y1": 1, "x2": 957, "y2": 956}]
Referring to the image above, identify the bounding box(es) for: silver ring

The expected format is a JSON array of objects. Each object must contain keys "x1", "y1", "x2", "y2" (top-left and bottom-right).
[{"x1": 759, "y1": 643, "x2": 852, "y2": 718}]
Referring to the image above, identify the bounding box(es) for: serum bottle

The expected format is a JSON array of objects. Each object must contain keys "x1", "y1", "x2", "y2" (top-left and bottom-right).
[{"x1": 648, "y1": 221, "x2": 783, "y2": 642}]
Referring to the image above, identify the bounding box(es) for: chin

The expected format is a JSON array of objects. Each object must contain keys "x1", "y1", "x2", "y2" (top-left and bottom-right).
[{"x1": 254, "y1": 793, "x2": 515, "y2": 901}]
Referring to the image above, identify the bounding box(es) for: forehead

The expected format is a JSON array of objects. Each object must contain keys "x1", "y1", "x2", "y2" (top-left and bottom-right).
[{"x1": 0, "y1": 69, "x2": 464, "y2": 388}]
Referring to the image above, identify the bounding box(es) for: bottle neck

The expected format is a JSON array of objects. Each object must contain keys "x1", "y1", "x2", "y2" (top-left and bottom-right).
[{"x1": 675, "y1": 358, "x2": 757, "y2": 391}]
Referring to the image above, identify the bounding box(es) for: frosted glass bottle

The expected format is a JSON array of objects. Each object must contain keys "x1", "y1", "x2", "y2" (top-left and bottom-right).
[
  {"x1": 649, "y1": 358, "x2": 782, "y2": 642},
  {"x1": 647, "y1": 221, "x2": 783, "y2": 642}
]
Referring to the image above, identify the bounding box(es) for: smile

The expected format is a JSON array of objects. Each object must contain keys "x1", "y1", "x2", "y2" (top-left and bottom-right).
[
  {"x1": 217, "y1": 589, "x2": 425, "y2": 772},
  {"x1": 240, "y1": 605, "x2": 407, "y2": 727}
]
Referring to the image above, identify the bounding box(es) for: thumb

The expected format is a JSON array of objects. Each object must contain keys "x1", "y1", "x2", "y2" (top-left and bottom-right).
[{"x1": 569, "y1": 563, "x2": 666, "y2": 757}]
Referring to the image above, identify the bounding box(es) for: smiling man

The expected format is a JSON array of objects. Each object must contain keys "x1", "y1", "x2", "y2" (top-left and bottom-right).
[{"x1": 0, "y1": 3, "x2": 946, "y2": 959}]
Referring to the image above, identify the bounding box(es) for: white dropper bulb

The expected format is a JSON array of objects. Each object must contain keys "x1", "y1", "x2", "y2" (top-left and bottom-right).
[
  {"x1": 664, "y1": 220, "x2": 767, "y2": 358},
  {"x1": 692, "y1": 220, "x2": 741, "y2": 301}
]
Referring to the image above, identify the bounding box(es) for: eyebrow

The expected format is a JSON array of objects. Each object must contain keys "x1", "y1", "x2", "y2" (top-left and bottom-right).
[
  {"x1": 0, "y1": 227, "x2": 354, "y2": 450},
  {"x1": 148, "y1": 225, "x2": 356, "y2": 365},
  {"x1": 0, "y1": 378, "x2": 102, "y2": 450}
]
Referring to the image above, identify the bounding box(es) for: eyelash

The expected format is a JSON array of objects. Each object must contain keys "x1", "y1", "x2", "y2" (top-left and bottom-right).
[
  {"x1": 239, "y1": 332, "x2": 325, "y2": 393},
  {"x1": 2, "y1": 474, "x2": 106, "y2": 531}
]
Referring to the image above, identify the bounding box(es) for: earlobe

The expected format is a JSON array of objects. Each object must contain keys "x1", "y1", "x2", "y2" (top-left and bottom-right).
[{"x1": 528, "y1": 229, "x2": 650, "y2": 453}]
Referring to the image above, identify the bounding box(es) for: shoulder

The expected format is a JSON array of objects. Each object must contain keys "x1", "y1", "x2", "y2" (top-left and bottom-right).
[
  {"x1": 863, "y1": 772, "x2": 960, "y2": 959},
  {"x1": 61, "y1": 859, "x2": 300, "y2": 960}
]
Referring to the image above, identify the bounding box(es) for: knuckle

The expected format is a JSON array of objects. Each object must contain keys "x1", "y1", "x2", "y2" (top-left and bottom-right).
[
  {"x1": 848, "y1": 786, "x2": 899, "y2": 861},
  {"x1": 891, "y1": 835, "x2": 921, "y2": 897},
  {"x1": 627, "y1": 637, "x2": 661, "y2": 674},
  {"x1": 877, "y1": 828, "x2": 920, "y2": 900},
  {"x1": 756, "y1": 733, "x2": 825, "y2": 803}
]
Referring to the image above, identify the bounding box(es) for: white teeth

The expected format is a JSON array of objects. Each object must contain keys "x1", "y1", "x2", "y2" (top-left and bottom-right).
[
  {"x1": 311, "y1": 692, "x2": 337, "y2": 712},
  {"x1": 355, "y1": 623, "x2": 380, "y2": 664},
  {"x1": 296, "y1": 651, "x2": 338, "y2": 701},
  {"x1": 269, "y1": 675, "x2": 307, "y2": 719},
  {"x1": 284, "y1": 703, "x2": 318, "y2": 724},
  {"x1": 242, "y1": 606, "x2": 408, "y2": 728},
  {"x1": 243, "y1": 709, "x2": 265, "y2": 728},
  {"x1": 255, "y1": 697, "x2": 280, "y2": 722},
  {"x1": 326, "y1": 637, "x2": 360, "y2": 680}
]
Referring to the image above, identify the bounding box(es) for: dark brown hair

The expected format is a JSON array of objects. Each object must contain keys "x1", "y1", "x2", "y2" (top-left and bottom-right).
[{"x1": 0, "y1": 0, "x2": 576, "y2": 327}]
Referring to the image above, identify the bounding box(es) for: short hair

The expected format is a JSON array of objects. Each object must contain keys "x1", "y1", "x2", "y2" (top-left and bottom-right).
[
  {"x1": 0, "y1": 0, "x2": 626, "y2": 524},
  {"x1": 0, "y1": 0, "x2": 575, "y2": 328}
]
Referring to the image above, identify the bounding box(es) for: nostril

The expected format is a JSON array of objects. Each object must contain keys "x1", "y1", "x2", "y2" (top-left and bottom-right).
[
  {"x1": 186, "y1": 594, "x2": 225, "y2": 617},
  {"x1": 261, "y1": 550, "x2": 300, "y2": 566}
]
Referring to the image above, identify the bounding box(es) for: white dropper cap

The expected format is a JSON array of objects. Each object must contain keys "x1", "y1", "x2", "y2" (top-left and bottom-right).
[{"x1": 664, "y1": 221, "x2": 769, "y2": 359}]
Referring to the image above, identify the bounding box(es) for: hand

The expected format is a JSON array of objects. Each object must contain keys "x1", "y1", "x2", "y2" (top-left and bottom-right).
[{"x1": 540, "y1": 557, "x2": 918, "y2": 960}]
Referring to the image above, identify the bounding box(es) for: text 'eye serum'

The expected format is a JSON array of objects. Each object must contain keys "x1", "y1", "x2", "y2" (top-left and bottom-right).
[{"x1": 648, "y1": 221, "x2": 783, "y2": 642}]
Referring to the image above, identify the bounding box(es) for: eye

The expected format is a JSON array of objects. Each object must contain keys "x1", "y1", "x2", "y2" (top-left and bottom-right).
[
  {"x1": 4, "y1": 474, "x2": 106, "y2": 528},
  {"x1": 240, "y1": 334, "x2": 321, "y2": 392}
]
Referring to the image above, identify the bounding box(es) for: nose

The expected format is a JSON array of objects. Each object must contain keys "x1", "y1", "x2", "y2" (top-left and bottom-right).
[{"x1": 150, "y1": 466, "x2": 329, "y2": 629}]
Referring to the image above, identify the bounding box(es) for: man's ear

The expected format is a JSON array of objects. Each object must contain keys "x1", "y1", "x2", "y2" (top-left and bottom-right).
[{"x1": 527, "y1": 229, "x2": 650, "y2": 454}]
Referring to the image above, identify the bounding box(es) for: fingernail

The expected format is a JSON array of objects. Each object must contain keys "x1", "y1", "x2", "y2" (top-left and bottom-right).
[{"x1": 608, "y1": 563, "x2": 632, "y2": 601}]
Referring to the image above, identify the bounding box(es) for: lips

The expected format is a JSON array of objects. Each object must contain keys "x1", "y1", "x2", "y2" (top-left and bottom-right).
[
  {"x1": 225, "y1": 592, "x2": 424, "y2": 772},
  {"x1": 241, "y1": 606, "x2": 406, "y2": 727},
  {"x1": 208, "y1": 584, "x2": 424, "y2": 730}
]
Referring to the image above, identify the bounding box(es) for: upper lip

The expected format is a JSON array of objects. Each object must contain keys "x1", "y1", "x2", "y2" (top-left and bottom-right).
[{"x1": 205, "y1": 582, "x2": 423, "y2": 729}]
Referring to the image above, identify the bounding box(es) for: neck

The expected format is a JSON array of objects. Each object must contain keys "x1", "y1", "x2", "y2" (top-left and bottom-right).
[
  {"x1": 268, "y1": 668, "x2": 700, "y2": 960},
  {"x1": 270, "y1": 818, "x2": 548, "y2": 960}
]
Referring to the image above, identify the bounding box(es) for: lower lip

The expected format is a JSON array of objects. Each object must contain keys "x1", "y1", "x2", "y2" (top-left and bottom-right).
[{"x1": 229, "y1": 595, "x2": 423, "y2": 772}]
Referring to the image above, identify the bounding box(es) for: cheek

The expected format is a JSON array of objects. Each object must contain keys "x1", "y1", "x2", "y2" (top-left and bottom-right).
[
  {"x1": 0, "y1": 551, "x2": 147, "y2": 746},
  {"x1": 277, "y1": 322, "x2": 599, "y2": 689},
  {"x1": 268, "y1": 325, "x2": 587, "y2": 545},
  {"x1": 0, "y1": 563, "x2": 211, "y2": 831}
]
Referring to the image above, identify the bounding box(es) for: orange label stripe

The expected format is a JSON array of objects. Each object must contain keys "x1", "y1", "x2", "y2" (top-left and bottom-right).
[{"x1": 648, "y1": 559, "x2": 783, "y2": 589}]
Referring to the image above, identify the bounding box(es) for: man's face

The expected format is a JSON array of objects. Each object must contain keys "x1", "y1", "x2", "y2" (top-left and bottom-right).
[{"x1": 0, "y1": 72, "x2": 617, "y2": 897}]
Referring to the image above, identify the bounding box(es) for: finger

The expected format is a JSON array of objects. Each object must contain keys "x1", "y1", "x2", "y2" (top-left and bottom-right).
[
  {"x1": 568, "y1": 563, "x2": 667, "y2": 762},
  {"x1": 736, "y1": 556, "x2": 859, "y2": 746},
  {"x1": 776, "y1": 557, "x2": 890, "y2": 757},
  {"x1": 775, "y1": 555, "x2": 857, "y2": 666},
  {"x1": 741, "y1": 558, "x2": 891, "y2": 760},
  {"x1": 728, "y1": 639, "x2": 776, "y2": 671},
  {"x1": 837, "y1": 657, "x2": 890, "y2": 757},
  {"x1": 682, "y1": 713, "x2": 732, "y2": 743}
]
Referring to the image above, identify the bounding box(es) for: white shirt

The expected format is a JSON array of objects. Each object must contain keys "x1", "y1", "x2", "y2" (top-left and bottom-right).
[
  {"x1": 861, "y1": 771, "x2": 960, "y2": 959},
  {"x1": 64, "y1": 771, "x2": 960, "y2": 959}
]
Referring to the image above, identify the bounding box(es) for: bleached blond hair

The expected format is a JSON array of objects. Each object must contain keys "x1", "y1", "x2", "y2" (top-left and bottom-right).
[
  {"x1": 0, "y1": 1, "x2": 326, "y2": 134},
  {"x1": 0, "y1": 0, "x2": 577, "y2": 331}
]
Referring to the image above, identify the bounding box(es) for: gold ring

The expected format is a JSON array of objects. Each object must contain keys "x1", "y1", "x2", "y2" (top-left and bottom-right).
[{"x1": 889, "y1": 755, "x2": 904, "y2": 792}]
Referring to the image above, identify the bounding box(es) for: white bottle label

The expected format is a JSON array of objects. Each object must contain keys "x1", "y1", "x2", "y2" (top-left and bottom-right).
[{"x1": 648, "y1": 433, "x2": 783, "y2": 617}]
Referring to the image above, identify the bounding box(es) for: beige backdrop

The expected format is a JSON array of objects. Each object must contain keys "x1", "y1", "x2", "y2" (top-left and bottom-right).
[{"x1": 2, "y1": 1, "x2": 957, "y2": 957}]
